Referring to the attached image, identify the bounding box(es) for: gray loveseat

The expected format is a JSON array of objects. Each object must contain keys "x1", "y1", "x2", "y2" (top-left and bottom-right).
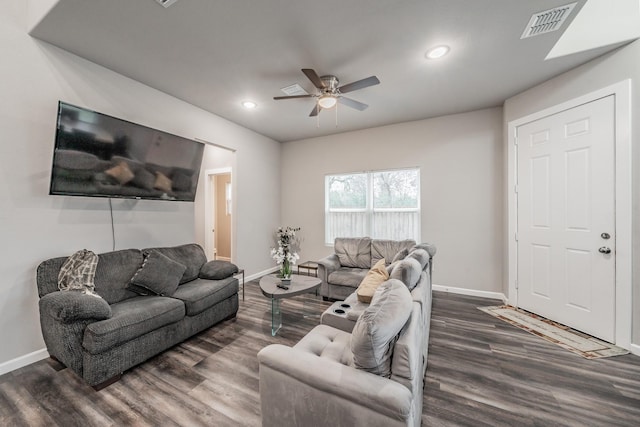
[
  {"x1": 258, "y1": 244, "x2": 435, "y2": 427},
  {"x1": 317, "y1": 237, "x2": 417, "y2": 300},
  {"x1": 36, "y1": 243, "x2": 238, "y2": 389}
]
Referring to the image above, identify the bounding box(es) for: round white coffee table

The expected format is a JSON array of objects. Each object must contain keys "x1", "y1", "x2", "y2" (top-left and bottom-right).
[{"x1": 259, "y1": 274, "x2": 321, "y2": 336}]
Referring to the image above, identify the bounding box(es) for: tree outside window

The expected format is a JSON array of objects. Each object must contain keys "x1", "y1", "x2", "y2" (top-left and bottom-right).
[{"x1": 325, "y1": 168, "x2": 420, "y2": 244}]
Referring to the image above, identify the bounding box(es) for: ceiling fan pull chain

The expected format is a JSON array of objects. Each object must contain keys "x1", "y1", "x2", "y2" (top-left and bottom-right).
[
  {"x1": 335, "y1": 102, "x2": 338, "y2": 128},
  {"x1": 317, "y1": 108, "x2": 320, "y2": 128}
]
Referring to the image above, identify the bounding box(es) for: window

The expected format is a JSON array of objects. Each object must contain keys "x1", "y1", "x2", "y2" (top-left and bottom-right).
[{"x1": 325, "y1": 168, "x2": 420, "y2": 244}]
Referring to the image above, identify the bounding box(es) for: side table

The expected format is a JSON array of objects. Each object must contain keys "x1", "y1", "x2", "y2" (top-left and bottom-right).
[{"x1": 297, "y1": 261, "x2": 319, "y2": 277}]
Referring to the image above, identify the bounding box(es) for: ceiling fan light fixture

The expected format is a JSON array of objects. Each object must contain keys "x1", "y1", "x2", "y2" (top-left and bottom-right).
[
  {"x1": 425, "y1": 45, "x2": 450, "y2": 59},
  {"x1": 318, "y1": 94, "x2": 337, "y2": 109}
]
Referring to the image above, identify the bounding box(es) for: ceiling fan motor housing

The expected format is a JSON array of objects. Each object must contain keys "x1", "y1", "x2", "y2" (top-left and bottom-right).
[{"x1": 320, "y1": 75, "x2": 340, "y2": 92}]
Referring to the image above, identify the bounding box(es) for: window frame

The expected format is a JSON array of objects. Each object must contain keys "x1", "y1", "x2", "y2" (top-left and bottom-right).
[{"x1": 324, "y1": 167, "x2": 420, "y2": 245}]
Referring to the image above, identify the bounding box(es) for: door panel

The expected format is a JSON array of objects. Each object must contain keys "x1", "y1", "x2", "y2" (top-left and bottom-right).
[{"x1": 517, "y1": 95, "x2": 615, "y2": 342}]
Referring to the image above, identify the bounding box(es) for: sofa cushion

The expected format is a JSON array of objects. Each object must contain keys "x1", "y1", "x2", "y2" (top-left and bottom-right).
[
  {"x1": 407, "y1": 248, "x2": 430, "y2": 270},
  {"x1": 356, "y1": 259, "x2": 389, "y2": 303},
  {"x1": 128, "y1": 250, "x2": 186, "y2": 296},
  {"x1": 350, "y1": 279, "x2": 413, "y2": 378},
  {"x1": 171, "y1": 277, "x2": 238, "y2": 316},
  {"x1": 328, "y1": 267, "x2": 368, "y2": 288},
  {"x1": 390, "y1": 257, "x2": 422, "y2": 291},
  {"x1": 391, "y1": 248, "x2": 409, "y2": 264},
  {"x1": 93, "y1": 249, "x2": 144, "y2": 304},
  {"x1": 199, "y1": 260, "x2": 238, "y2": 280},
  {"x1": 335, "y1": 237, "x2": 371, "y2": 269},
  {"x1": 371, "y1": 239, "x2": 416, "y2": 266},
  {"x1": 294, "y1": 324, "x2": 353, "y2": 366},
  {"x1": 143, "y1": 244, "x2": 207, "y2": 285},
  {"x1": 390, "y1": 304, "x2": 423, "y2": 393},
  {"x1": 83, "y1": 296, "x2": 184, "y2": 354}
]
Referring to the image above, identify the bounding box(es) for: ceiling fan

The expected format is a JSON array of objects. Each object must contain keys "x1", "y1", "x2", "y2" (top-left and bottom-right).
[{"x1": 274, "y1": 69, "x2": 380, "y2": 117}]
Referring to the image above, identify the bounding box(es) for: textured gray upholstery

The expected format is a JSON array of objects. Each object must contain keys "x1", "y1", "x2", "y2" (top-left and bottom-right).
[
  {"x1": 390, "y1": 257, "x2": 422, "y2": 291},
  {"x1": 36, "y1": 244, "x2": 238, "y2": 387},
  {"x1": 335, "y1": 237, "x2": 372, "y2": 268},
  {"x1": 350, "y1": 280, "x2": 413, "y2": 377},
  {"x1": 171, "y1": 277, "x2": 238, "y2": 316},
  {"x1": 328, "y1": 267, "x2": 368, "y2": 287},
  {"x1": 318, "y1": 238, "x2": 426, "y2": 299},
  {"x1": 39, "y1": 291, "x2": 112, "y2": 323},
  {"x1": 199, "y1": 260, "x2": 238, "y2": 280},
  {"x1": 143, "y1": 243, "x2": 207, "y2": 284},
  {"x1": 93, "y1": 249, "x2": 144, "y2": 304},
  {"x1": 406, "y1": 248, "x2": 429, "y2": 270},
  {"x1": 371, "y1": 239, "x2": 416, "y2": 266},
  {"x1": 128, "y1": 250, "x2": 186, "y2": 296},
  {"x1": 83, "y1": 296, "x2": 185, "y2": 354},
  {"x1": 259, "y1": 295, "x2": 426, "y2": 427}
]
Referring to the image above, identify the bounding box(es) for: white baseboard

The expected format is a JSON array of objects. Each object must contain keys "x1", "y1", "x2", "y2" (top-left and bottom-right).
[
  {"x1": 630, "y1": 343, "x2": 640, "y2": 356},
  {"x1": 242, "y1": 266, "x2": 279, "y2": 283},
  {"x1": 0, "y1": 348, "x2": 49, "y2": 376},
  {"x1": 432, "y1": 284, "x2": 507, "y2": 303}
]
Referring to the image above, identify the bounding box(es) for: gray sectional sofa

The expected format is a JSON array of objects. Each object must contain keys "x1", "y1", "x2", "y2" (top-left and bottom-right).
[
  {"x1": 317, "y1": 237, "x2": 417, "y2": 300},
  {"x1": 36, "y1": 243, "x2": 238, "y2": 389},
  {"x1": 258, "y1": 243, "x2": 435, "y2": 427}
]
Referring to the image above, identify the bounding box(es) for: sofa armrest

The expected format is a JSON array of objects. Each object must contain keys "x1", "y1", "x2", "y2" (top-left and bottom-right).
[
  {"x1": 39, "y1": 291, "x2": 112, "y2": 323},
  {"x1": 258, "y1": 344, "x2": 413, "y2": 426},
  {"x1": 317, "y1": 253, "x2": 341, "y2": 282}
]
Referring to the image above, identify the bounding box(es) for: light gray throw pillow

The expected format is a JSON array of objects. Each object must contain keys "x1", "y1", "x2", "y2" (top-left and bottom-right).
[
  {"x1": 350, "y1": 279, "x2": 413, "y2": 378},
  {"x1": 390, "y1": 257, "x2": 422, "y2": 291}
]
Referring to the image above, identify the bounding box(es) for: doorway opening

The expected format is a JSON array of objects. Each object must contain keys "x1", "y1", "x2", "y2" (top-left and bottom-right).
[{"x1": 204, "y1": 167, "x2": 233, "y2": 262}]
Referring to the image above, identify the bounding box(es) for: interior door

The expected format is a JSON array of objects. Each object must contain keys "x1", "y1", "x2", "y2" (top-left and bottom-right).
[{"x1": 516, "y1": 95, "x2": 615, "y2": 342}]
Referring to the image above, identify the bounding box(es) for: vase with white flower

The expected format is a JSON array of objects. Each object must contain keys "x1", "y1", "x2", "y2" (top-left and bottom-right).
[{"x1": 270, "y1": 226, "x2": 300, "y2": 287}]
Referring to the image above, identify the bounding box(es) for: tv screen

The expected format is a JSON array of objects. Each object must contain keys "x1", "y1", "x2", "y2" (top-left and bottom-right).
[{"x1": 49, "y1": 101, "x2": 205, "y2": 202}]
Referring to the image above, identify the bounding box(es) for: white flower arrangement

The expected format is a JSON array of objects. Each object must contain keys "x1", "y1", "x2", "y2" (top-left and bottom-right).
[{"x1": 270, "y1": 226, "x2": 301, "y2": 278}]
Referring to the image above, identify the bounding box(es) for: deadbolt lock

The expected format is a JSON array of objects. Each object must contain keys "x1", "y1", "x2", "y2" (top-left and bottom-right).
[{"x1": 601, "y1": 232, "x2": 611, "y2": 240}]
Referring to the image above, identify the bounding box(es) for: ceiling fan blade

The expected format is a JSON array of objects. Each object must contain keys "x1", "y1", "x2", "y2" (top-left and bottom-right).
[
  {"x1": 302, "y1": 68, "x2": 326, "y2": 89},
  {"x1": 338, "y1": 76, "x2": 380, "y2": 94},
  {"x1": 338, "y1": 97, "x2": 368, "y2": 111},
  {"x1": 273, "y1": 94, "x2": 314, "y2": 100},
  {"x1": 309, "y1": 104, "x2": 321, "y2": 117}
]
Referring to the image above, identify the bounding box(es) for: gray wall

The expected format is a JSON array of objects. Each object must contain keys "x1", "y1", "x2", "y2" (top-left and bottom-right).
[
  {"x1": 504, "y1": 40, "x2": 640, "y2": 345},
  {"x1": 281, "y1": 107, "x2": 504, "y2": 293},
  {"x1": 0, "y1": 4, "x2": 280, "y2": 371}
]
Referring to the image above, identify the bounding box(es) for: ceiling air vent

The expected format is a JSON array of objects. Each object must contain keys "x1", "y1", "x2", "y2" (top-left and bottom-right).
[
  {"x1": 155, "y1": 0, "x2": 180, "y2": 8},
  {"x1": 521, "y1": 2, "x2": 577, "y2": 39},
  {"x1": 281, "y1": 83, "x2": 309, "y2": 96}
]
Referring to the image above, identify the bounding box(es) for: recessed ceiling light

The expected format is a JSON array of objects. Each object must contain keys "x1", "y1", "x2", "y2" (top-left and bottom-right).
[
  {"x1": 425, "y1": 45, "x2": 450, "y2": 59},
  {"x1": 242, "y1": 101, "x2": 257, "y2": 109}
]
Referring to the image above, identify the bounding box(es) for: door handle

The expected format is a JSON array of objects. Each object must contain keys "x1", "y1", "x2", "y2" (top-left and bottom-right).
[{"x1": 598, "y1": 247, "x2": 612, "y2": 254}]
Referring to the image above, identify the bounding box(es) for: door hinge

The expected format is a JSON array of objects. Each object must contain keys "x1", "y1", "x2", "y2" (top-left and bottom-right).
[
  {"x1": 515, "y1": 233, "x2": 518, "y2": 241},
  {"x1": 514, "y1": 184, "x2": 519, "y2": 193},
  {"x1": 515, "y1": 280, "x2": 519, "y2": 289}
]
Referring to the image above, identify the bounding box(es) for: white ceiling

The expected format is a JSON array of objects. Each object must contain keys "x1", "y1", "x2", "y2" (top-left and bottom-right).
[{"x1": 30, "y1": 0, "x2": 629, "y2": 142}]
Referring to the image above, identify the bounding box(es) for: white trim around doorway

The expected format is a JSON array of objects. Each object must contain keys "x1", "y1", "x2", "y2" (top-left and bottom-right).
[
  {"x1": 506, "y1": 79, "x2": 632, "y2": 349},
  {"x1": 204, "y1": 167, "x2": 234, "y2": 262}
]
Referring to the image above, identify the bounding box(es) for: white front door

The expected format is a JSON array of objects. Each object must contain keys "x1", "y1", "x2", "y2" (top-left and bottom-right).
[{"x1": 516, "y1": 95, "x2": 615, "y2": 342}]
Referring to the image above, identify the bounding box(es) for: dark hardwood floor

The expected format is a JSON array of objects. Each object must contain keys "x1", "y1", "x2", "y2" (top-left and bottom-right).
[{"x1": 1, "y1": 281, "x2": 639, "y2": 426}]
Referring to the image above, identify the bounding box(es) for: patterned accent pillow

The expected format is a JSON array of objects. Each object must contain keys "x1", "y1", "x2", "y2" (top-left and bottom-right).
[
  {"x1": 58, "y1": 249, "x2": 99, "y2": 296},
  {"x1": 128, "y1": 250, "x2": 186, "y2": 296}
]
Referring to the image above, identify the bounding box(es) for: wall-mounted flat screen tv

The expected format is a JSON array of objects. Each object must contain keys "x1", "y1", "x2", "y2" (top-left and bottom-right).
[{"x1": 49, "y1": 101, "x2": 205, "y2": 202}]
